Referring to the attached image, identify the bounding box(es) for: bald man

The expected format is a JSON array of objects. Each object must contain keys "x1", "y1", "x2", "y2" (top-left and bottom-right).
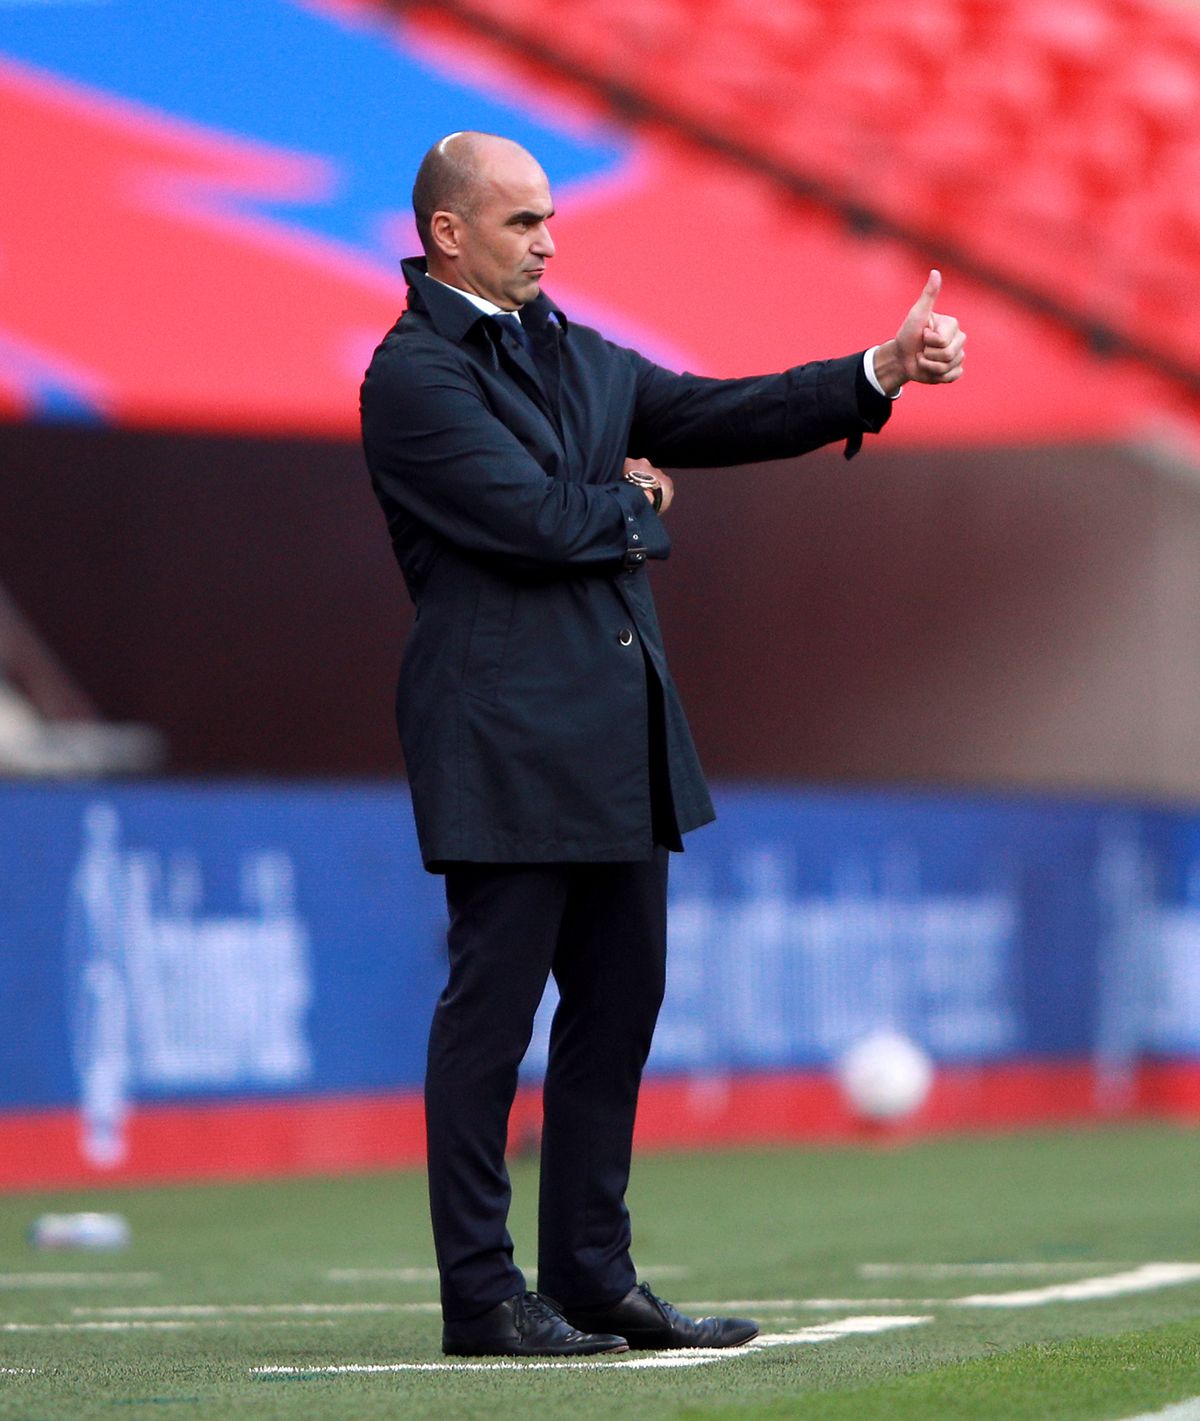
[{"x1": 360, "y1": 132, "x2": 965, "y2": 1358}]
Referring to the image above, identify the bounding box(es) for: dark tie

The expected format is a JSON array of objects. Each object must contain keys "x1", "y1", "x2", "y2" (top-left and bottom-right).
[
  {"x1": 490, "y1": 311, "x2": 532, "y2": 353},
  {"x1": 490, "y1": 310, "x2": 558, "y2": 427}
]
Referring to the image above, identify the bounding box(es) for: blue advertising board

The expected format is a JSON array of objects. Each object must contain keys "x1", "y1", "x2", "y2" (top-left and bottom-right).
[{"x1": 1, "y1": 782, "x2": 1197, "y2": 1177}]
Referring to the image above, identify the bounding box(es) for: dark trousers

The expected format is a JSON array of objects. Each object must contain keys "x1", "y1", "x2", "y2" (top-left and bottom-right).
[{"x1": 425, "y1": 850, "x2": 669, "y2": 1322}]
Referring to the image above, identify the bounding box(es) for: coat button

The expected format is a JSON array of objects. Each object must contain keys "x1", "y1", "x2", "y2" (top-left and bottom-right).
[{"x1": 618, "y1": 628, "x2": 634, "y2": 646}]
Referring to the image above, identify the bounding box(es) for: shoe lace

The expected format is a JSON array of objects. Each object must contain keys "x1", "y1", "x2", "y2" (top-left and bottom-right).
[
  {"x1": 636, "y1": 1282, "x2": 687, "y2": 1324},
  {"x1": 517, "y1": 1291, "x2": 567, "y2": 1330}
]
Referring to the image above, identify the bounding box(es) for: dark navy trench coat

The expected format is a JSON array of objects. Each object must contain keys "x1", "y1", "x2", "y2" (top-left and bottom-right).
[{"x1": 360, "y1": 258, "x2": 891, "y2": 869}]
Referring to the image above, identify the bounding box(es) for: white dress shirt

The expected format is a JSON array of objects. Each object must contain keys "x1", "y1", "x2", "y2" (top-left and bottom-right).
[{"x1": 863, "y1": 346, "x2": 900, "y2": 399}]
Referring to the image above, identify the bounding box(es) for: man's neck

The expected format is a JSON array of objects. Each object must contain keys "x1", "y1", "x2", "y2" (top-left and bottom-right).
[{"x1": 426, "y1": 274, "x2": 517, "y2": 318}]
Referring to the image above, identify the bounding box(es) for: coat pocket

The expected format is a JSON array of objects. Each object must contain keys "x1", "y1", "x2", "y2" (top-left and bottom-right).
[{"x1": 460, "y1": 580, "x2": 516, "y2": 703}]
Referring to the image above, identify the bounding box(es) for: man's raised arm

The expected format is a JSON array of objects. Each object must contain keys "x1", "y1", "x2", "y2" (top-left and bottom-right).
[{"x1": 627, "y1": 270, "x2": 966, "y2": 469}]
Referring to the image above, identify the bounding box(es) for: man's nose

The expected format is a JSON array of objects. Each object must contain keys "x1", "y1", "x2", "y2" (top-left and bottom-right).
[{"x1": 532, "y1": 224, "x2": 555, "y2": 258}]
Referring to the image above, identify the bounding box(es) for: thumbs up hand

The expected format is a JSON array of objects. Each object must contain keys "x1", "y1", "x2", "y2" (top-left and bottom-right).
[{"x1": 871, "y1": 269, "x2": 966, "y2": 394}]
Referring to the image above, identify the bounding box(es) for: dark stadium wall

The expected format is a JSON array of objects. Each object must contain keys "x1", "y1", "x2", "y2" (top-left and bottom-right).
[
  {"x1": 1, "y1": 422, "x2": 1198, "y2": 796},
  {"x1": 0, "y1": 423, "x2": 405, "y2": 775},
  {"x1": 665, "y1": 440, "x2": 1200, "y2": 799}
]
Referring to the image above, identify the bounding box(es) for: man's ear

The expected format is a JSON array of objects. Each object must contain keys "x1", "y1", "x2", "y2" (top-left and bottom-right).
[{"x1": 429, "y1": 210, "x2": 459, "y2": 259}]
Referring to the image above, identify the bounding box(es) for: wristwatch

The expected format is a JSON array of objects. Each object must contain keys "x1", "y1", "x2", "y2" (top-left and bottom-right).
[{"x1": 623, "y1": 466, "x2": 663, "y2": 514}]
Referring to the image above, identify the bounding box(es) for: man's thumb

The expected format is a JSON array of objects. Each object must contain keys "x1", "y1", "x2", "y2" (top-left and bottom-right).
[{"x1": 914, "y1": 268, "x2": 941, "y2": 321}]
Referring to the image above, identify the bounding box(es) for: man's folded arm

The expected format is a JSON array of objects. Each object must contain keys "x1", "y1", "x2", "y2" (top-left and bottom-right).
[
  {"x1": 361, "y1": 351, "x2": 669, "y2": 571},
  {"x1": 625, "y1": 349, "x2": 893, "y2": 468}
]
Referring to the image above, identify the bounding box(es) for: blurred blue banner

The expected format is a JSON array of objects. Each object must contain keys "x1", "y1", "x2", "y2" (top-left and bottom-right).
[{"x1": 1, "y1": 782, "x2": 1196, "y2": 1168}]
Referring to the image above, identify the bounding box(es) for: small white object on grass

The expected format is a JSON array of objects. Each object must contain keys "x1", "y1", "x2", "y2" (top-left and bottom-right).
[{"x1": 28, "y1": 1213, "x2": 131, "y2": 1251}]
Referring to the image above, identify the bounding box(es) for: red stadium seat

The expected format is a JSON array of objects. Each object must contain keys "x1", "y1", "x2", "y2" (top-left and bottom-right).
[{"x1": 446, "y1": 0, "x2": 1200, "y2": 383}]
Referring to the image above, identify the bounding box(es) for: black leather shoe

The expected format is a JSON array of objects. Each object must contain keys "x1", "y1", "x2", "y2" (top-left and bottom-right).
[
  {"x1": 442, "y1": 1291, "x2": 629, "y2": 1357},
  {"x1": 563, "y1": 1282, "x2": 759, "y2": 1350}
]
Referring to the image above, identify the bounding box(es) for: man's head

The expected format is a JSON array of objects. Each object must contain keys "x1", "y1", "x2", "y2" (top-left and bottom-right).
[{"x1": 412, "y1": 132, "x2": 555, "y2": 310}]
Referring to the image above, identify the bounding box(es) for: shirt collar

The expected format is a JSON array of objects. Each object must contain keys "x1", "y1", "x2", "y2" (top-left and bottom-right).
[
  {"x1": 400, "y1": 255, "x2": 568, "y2": 343},
  {"x1": 427, "y1": 277, "x2": 513, "y2": 319}
]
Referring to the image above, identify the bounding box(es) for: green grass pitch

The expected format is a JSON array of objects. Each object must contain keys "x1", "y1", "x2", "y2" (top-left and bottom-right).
[{"x1": 2, "y1": 1124, "x2": 1200, "y2": 1420}]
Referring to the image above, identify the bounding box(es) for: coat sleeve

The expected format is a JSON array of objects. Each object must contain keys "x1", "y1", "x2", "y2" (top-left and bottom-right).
[
  {"x1": 361, "y1": 342, "x2": 669, "y2": 571},
  {"x1": 626, "y1": 350, "x2": 893, "y2": 467}
]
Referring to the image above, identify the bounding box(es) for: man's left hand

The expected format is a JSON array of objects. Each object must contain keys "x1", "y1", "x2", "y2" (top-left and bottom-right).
[
  {"x1": 623, "y1": 457, "x2": 673, "y2": 515},
  {"x1": 872, "y1": 269, "x2": 966, "y2": 395}
]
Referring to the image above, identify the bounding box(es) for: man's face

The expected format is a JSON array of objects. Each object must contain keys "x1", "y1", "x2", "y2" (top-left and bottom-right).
[{"x1": 442, "y1": 147, "x2": 555, "y2": 310}]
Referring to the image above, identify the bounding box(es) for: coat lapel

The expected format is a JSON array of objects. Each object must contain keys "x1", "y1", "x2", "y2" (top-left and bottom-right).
[
  {"x1": 399, "y1": 260, "x2": 568, "y2": 452},
  {"x1": 489, "y1": 323, "x2": 565, "y2": 445},
  {"x1": 528, "y1": 319, "x2": 563, "y2": 422}
]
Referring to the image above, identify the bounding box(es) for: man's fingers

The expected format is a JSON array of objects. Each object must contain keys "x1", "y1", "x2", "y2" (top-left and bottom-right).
[
  {"x1": 917, "y1": 322, "x2": 965, "y2": 372},
  {"x1": 920, "y1": 339, "x2": 966, "y2": 367},
  {"x1": 917, "y1": 341, "x2": 964, "y2": 364},
  {"x1": 916, "y1": 353, "x2": 965, "y2": 381},
  {"x1": 922, "y1": 329, "x2": 966, "y2": 363},
  {"x1": 921, "y1": 316, "x2": 962, "y2": 348}
]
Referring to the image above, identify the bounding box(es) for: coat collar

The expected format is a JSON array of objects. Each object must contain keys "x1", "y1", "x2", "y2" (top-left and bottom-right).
[{"x1": 400, "y1": 256, "x2": 569, "y2": 343}]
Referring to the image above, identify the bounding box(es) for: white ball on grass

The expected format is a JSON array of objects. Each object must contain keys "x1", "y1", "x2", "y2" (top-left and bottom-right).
[{"x1": 836, "y1": 1030, "x2": 934, "y2": 1122}]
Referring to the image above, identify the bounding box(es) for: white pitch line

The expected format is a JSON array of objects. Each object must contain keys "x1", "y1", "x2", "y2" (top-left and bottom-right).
[
  {"x1": 0, "y1": 1367, "x2": 37, "y2": 1374},
  {"x1": 1120, "y1": 1399, "x2": 1200, "y2": 1421},
  {"x1": 83, "y1": 1296, "x2": 936, "y2": 1321},
  {"x1": 752, "y1": 1316, "x2": 931, "y2": 1345},
  {"x1": 249, "y1": 1314, "x2": 932, "y2": 1376},
  {"x1": 606, "y1": 1354, "x2": 729, "y2": 1370},
  {"x1": 326, "y1": 1268, "x2": 441, "y2": 1284},
  {"x1": 680, "y1": 1298, "x2": 943, "y2": 1312},
  {"x1": 325, "y1": 1264, "x2": 690, "y2": 1284},
  {"x1": 952, "y1": 1263, "x2": 1200, "y2": 1309},
  {"x1": 861, "y1": 1262, "x2": 1123, "y2": 1279},
  {"x1": 0, "y1": 1272, "x2": 157, "y2": 1289},
  {"x1": 75, "y1": 1303, "x2": 441, "y2": 1318},
  {"x1": 252, "y1": 1359, "x2": 718, "y2": 1373},
  {"x1": 117, "y1": 1263, "x2": 1200, "y2": 1334},
  {"x1": 685, "y1": 1264, "x2": 1200, "y2": 1314},
  {"x1": 74, "y1": 1296, "x2": 962, "y2": 1321},
  {"x1": 3, "y1": 1319, "x2": 336, "y2": 1333}
]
